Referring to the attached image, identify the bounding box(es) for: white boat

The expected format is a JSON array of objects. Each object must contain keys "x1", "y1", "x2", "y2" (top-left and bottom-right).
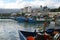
[{"x1": 55, "y1": 19, "x2": 60, "y2": 26}]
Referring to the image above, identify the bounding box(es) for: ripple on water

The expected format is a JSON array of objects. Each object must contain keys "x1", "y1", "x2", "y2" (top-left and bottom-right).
[{"x1": 0, "y1": 19, "x2": 24, "y2": 40}]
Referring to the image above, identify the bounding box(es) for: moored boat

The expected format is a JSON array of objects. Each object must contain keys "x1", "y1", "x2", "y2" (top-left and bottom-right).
[
  {"x1": 27, "y1": 17, "x2": 50, "y2": 24},
  {"x1": 27, "y1": 18, "x2": 36, "y2": 23},
  {"x1": 14, "y1": 16, "x2": 53, "y2": 24},
  {"x1": 18, "y1": 28, "x2": 60, "y2": 40},
  {"x1": 15, "y1": 17, "x2": 27, "y2": 22}
]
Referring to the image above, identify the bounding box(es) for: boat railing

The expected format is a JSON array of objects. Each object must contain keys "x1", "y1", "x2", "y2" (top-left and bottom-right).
[{"x1": 18, "y1": 31, "x2": 27, "y2": 40}]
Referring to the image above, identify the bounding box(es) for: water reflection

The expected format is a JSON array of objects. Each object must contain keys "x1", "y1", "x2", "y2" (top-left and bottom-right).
[{"x1": 18, "y1": 22, "x2": 44, "y2": 32}]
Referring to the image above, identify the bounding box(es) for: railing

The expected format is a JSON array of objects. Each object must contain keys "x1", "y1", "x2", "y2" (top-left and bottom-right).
[{"x1": 18, "y1": 31, "x2": 26, "y2": 40}]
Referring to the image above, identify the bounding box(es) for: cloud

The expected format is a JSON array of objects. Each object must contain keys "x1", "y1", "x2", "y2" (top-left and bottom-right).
[{"x1": 0, "y1": 0, "x2": 60, "y2": 9}]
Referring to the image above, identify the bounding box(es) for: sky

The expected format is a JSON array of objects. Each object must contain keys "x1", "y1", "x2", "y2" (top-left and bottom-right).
[{"x1": 0, "y1": 0, "x2": 60, "y2": 9}]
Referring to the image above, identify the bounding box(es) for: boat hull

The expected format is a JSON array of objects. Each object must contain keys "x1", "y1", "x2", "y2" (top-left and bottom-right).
[
  {"x1": 18, "y1": 29, "x2": 60, "y2": 40},
  {"x1": 15, "y1": 17, "x2": 50, "y2": 24}
]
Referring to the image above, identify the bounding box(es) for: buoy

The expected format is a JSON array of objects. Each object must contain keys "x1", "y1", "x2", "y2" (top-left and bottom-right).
[{"x1": 27, "y1": 36, "x2": 35, "y2": 40}]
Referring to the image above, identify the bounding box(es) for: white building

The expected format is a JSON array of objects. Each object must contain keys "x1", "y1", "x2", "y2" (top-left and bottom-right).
[
  {"x1": 20, "y1": 6, "x2": 32, "y2": 13},
  {"x1": 20, "y1": 6, "x2": 50, "y2": 16},
  {"x1": 49, "y1": 12, "x2": 60, "y2": 17}
]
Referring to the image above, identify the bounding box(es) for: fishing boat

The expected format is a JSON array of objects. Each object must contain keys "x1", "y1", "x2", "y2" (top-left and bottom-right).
[
  {"x1": 15, "y1": 17, "x2": 27, "y2": 22},
  {"x1": 18, "y1": 30, "x2": 43, "y2": 40},
  {"x1": 18, "y1": 28, "x2": 60, "y2": 40},
  {"x1": 36, "y1": 18, "x2": 49, "y2": 23},
  {"x1": 14, "y1": 16, "x2": 53, "y2": 24},
  {"x1": 55, "y1": 16, "x2": 60, "y2": 26},
  {"x1": 55, "y1": 20, "x2": 60, "y2": 26},
  {"x1": 27, "y1": 17, "x2": 36, "y2": 23},
  {"x1": 27, "y1": 17, "x2": 51, "y2": 24}
]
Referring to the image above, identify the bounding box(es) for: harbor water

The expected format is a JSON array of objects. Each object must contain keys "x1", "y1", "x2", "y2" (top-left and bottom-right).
[{"x1": 0, "y1": 19, "x2": 60, "y2": 40}]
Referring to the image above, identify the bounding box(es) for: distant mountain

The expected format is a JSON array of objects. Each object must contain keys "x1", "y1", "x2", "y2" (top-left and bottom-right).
[{"x1": 0, "y1": 9, "x2": 20, "y2": 13}]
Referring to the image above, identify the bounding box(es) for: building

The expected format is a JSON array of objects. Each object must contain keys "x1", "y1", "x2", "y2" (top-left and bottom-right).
[
  {"x1": 49, "y1": 12, "x2": 60, "y2": 17},
  {"x1": 20, "y1": 6, "x2": 50, "y2": 16},
  {"x1": 20, "y1": 6, "x2": 32, "y2": 13}
]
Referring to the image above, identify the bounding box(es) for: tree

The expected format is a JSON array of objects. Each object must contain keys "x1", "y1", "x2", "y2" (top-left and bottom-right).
[
  {"x1": 16, "y1": 13, "x2": 21, "y2": 17},
  {"x1": 21, "y1": 13, "x2": 25, "y2": 16}
]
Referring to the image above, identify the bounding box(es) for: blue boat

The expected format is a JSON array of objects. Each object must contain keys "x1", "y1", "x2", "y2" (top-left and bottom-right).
[
  {"x1": 46, "y1": 29, "x2": 60, "y2": 36},
  {"x1": 15, "y1": 17, "x2": 27, "y2": 22},
  {"x1": 27, "y1": 18, "x2": 36, "y2": 23},
  {"x1": 18, "y1": 31, "x2": 43, "y2": 40},
  {"x1": 14, "y1": 17, "x2": 50, "y2": 24},
  {"x1": 18, "y1": 30, "x2": 38, "y2": 40}
]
